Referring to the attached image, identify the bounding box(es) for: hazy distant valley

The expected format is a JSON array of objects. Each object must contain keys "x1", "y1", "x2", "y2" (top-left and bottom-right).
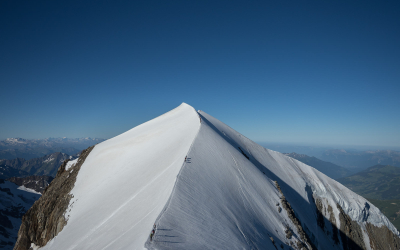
[
  {"x1": 0, "y1": 137, "x2": 105, "y2": 160},
  {"x1": 283, "y1": 153, "x2": 353, "y2": 180}
]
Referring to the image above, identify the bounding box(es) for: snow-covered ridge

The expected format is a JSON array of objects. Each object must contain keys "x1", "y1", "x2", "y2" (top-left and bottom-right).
[
  {"x1": 147, "y1": 109, "x2": 399, "y2": 249},
  {"x1": 19, "y1": 103, "x2": 399, "y2": 250},
  {"x1": 203, "y1": 111, "x2": 399, "y2": 231},
  {"x1": 40, "y1": 103, "x2": 201, "y2": 250}
]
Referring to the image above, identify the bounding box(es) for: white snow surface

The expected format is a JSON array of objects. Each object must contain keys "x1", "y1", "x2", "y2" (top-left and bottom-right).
[
  {"x1": 40, "y1": 103, "x2": 399, "y2": 250},
  {"x1": 30, "y1": 243, "x2": 40, "y2": 250},
  {"x1": 146, "y1": 111, "x2": 398, "y2": 249},
  {"x1": 17, "y1": 185, "x2": 42, "y2": 195},
  {"x1": 65, "y1": 158, "x2": 78, "y2": 171},
  {"x1": 43, "y1": 157, "x2": 55, "y2": 163},
  {"x1": 41, "y1": 103, "x2": 200, "y2": 250}
]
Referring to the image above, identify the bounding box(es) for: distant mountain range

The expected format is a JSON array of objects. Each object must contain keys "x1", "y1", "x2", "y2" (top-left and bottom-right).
[
  {"x1": 260, "y1": 143, "x2": 400, "y2": 173},
  {"x1": 320, "y1": 149, "x2": 400, "y2": 172},
  {"x1": 7, "y1": 176, "x2": 54, "y2": 194},
  {"x1": 0, "y1": 165, "x2": 29, "y2": 179},
  {"x1": 284, "y1": 152, "x2": 353, "y2": 180},
  {"x1": 0, "y1": 137, "x2": 105, "y2": 160},
  {"x1": 0, "y1": 152, "x2": 77, "y2": 177},
  {"x1": 0, "y1": 161, "x2": 55, "y2": 249},
  {"x1": 0, "y1": 179, "x2": 41, "y2": 250},
  {"x1": 337, "y1": 165, "x2": 400, "y2": 200}
]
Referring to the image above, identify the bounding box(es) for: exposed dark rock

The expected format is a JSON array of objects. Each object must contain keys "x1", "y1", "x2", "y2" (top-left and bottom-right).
[
  {"x1": 327, "y1": 204, "x2": 339, "y2": 245},
  {"x1": 13, "y1": 146, "x2": 94, "y2": 250},
  {"x1": 285, "y1": 225, "x2": 293, "y2": 239},
  {"x1": 238, "y1": 147, "x2": 249, "y2": 160},
  {"x1": 7, "y1": 176, "x2": 53, "y2": 194},
  {"x1": 313, "y1": 197, "x2": 400, "y2": 249},
  {"x1": 269, "y1": 235, "x2": 278, "y2": 250},
  {"x1": 296, "y1": 239, "x2": 307, "y2": 250},
  {"x1": 274, "y1": 181, "x2": 315, "y2": 250},
  {"x1": 315, "y1": 198, "x2": 325, "y2": 231},
  {"x1": 336, "y1": 203, "x2": 365, "y2": 250},
  {"x1": 365, "y1": 222, "x2": 400, "y2": 250}
]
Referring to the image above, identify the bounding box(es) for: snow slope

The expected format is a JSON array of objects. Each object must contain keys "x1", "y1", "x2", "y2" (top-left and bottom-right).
[
  {"x1": 147, "y1": 110, "x2": 398, "y2": 249},
  {"x1": 41, "y1": 103, "x2": 200, "y2": 250},
  {"x1": 38, "y1": 103, "x2": 399, "y2": 250},
  {"x1": 156, "y1": 110, "x2": 397, "y2": 249}
]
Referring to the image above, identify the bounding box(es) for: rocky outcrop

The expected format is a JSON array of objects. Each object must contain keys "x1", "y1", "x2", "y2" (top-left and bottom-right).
[
  {"x1": 275, "y1": 181, "x2": 315, "y2": 250},
  {"x1": 13, "y1": 146, "x2": 94, "y2": 250},
  {"x1": 313, "y1": 197, "x2": 341, "y2": 246},
  {"x1": 283, "y1": 187, "x2": 400, "y2": 250},
  {"x1": 327, "y1": 204, "x2": 340, "y2": 245},
  {"x1": 315, "y1": 198, "x2": 325, "y2": 231},
  {"x1": 7, "y1": 176, "x2": 53, "y2": 194},
  {"x1": 336, "y1": 204, "x2": 366, "y2": 250},
  {"x1": 366, "y1": 222, "x2": 400, "y2": 250}
]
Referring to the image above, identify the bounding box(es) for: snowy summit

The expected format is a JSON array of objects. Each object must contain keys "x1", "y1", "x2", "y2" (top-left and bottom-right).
[{"x1": 14, "y1": 103, "x2": 400, "y2": 250}]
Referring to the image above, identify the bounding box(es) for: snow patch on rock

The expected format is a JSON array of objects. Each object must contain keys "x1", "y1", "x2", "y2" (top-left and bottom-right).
[
  {"x1": 17, "y1": 185, "x2": 42, "y2": 195},
  {"x1": 65, "y1": 158, "x2": 78, "y2": 171}
]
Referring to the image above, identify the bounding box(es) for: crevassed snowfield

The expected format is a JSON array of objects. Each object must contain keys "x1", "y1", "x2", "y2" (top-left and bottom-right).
[
  {"x1": 42, "y1": 103, "x2": 200, "y2": 250},
  {"x1": 40, "y1": 103, "x2": 398, "y2": 250}
]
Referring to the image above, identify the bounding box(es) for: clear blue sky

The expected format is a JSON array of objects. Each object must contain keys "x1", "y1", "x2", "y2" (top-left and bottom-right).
[{"x1": 1, "y1": 0, "x2": 399, "y2": 147}]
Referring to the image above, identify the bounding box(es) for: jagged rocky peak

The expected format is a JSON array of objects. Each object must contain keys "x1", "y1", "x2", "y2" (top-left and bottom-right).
[
  {"x1": 13, "y1": 146, "x2": 94, "y2": 250},
  {"x1": 6, "y1": 176, "x2": 54, "y2": 194},
  {"x1": 0, "y1": 179, "x2": 41, "y2": 250},
  {"x1": 13, "y1": 103, "x2": 400, "y2": 250}
]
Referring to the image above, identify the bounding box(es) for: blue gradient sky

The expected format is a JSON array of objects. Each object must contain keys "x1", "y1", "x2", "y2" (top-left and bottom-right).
[{"x1": 1, "y1": 1, "x2": 399, "y2": 147}]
